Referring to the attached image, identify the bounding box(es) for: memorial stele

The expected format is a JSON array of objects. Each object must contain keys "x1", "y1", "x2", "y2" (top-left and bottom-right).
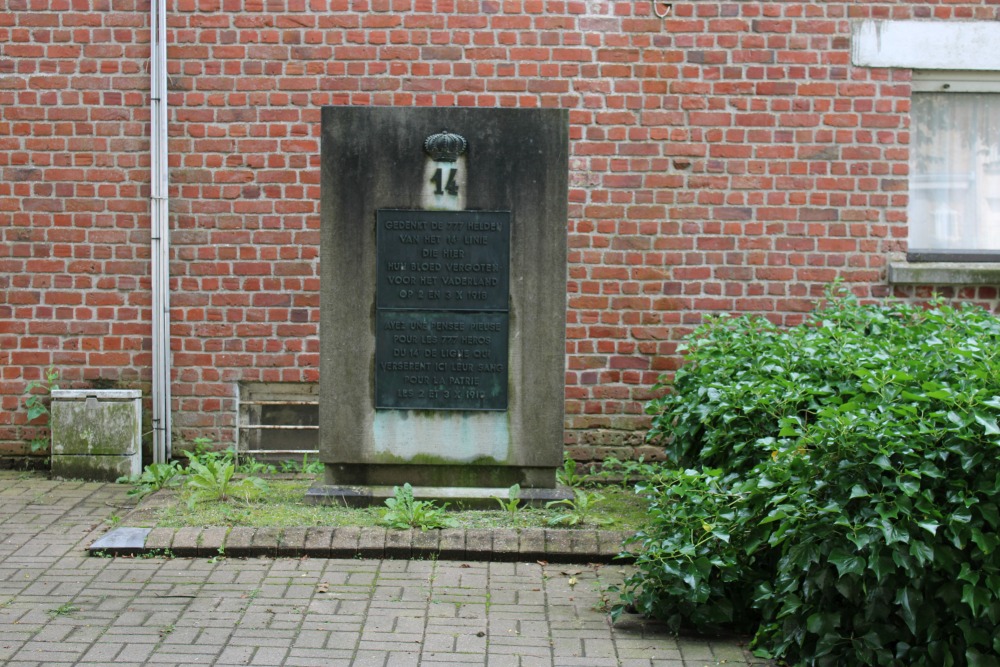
[{"x1": 311, "y1": 106, "x2": 569, "y2": 505}]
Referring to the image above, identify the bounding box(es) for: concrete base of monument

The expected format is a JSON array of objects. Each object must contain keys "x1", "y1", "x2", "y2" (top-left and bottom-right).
[
  {"x1": 304, "y1": 483, "x2": 574, "y2": 509},
  {"x1": 320, "y1": 462, "x2": 559, "y2": 489}
]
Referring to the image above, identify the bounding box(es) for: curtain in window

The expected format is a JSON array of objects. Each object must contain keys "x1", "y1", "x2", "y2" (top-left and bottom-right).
[{"x1": 910, "y1": 93, "x2": 1000, "y2": 252}]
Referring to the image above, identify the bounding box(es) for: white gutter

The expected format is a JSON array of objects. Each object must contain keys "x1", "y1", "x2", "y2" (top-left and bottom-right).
[{"x1": 150, "y1": 0, "x2": 171, "y2": 463}]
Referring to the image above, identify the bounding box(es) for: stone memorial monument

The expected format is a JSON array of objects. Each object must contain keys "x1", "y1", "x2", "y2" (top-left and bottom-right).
[{"x1": 311, "y1": 106, "x2": 568, "y2": 505}]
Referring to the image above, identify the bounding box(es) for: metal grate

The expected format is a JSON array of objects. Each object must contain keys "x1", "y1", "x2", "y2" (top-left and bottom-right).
[{"x1": 237, "y1": 384, "x2": 319, "y2": 460}]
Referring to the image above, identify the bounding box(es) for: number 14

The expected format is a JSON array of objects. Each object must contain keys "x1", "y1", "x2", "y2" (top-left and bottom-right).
[{"x1": 430, "y1": 167, "x2": 459, "y2": 196}]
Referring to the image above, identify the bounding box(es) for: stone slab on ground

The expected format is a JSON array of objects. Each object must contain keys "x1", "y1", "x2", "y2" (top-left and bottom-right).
[{"x1": 88, "y1": 527, "x2": 150, "y2": 556}]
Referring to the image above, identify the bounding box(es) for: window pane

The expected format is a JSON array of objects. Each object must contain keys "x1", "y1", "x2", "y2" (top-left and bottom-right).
[{"x1": 909, "y1": 93, "x2": 1000, "y2": 252}]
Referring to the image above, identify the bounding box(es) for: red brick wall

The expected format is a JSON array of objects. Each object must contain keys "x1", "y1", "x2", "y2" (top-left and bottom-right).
[{"x1": 3, "y1": 0, "x2": 1000, "y2": 463}]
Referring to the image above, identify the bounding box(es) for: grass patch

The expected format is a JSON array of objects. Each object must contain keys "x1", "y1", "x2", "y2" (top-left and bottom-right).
[{"x1": 142, "y1": 477, "x2": 647, "y2": 531}]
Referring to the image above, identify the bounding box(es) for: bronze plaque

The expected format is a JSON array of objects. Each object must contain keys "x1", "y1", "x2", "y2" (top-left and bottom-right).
[
  {"x1": 376, "y1": 209, "x2": 510, "y2": 311},
  {"x1": 374, "y1": 311, "x2": 508, "y2": 410},
  {"x1": 375, "y1": 209, "x2": 510, "y2": 411}
]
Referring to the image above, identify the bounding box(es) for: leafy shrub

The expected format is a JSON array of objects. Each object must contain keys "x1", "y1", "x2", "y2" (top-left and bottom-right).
[{"x1": 616, "y1": 289, "x2": 1000, "y2": 666}]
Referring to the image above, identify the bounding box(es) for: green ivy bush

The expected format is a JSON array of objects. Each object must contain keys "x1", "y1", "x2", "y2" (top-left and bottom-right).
[{"x1": 615, "y1": 289, "x2": 1000, "y2": 667}]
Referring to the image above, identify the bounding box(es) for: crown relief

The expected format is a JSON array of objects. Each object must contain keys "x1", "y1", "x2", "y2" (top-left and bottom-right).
[{"x1": 423, "y1": 130, "x2": 468, "y2": 163}]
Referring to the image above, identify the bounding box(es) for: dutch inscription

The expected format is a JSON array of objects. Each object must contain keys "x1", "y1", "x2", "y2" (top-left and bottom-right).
[
  {"x1": 376, "y1": 210, "x2": 510, "y2": 311},
  {"x1": 375, "y1": 209, "x2": 511, "y2": 411}
]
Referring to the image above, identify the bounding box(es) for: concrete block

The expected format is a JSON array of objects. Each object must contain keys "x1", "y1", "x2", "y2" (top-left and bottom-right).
[
  {"x1": 438, "y1": 529, "x2": 465, "y2": 561},
  {"x1": 50, "y1": 390, "x2": 142, "y2": 482},
  {"x1": 384, "y1": 529, "x2": 412, "y2": 559}
]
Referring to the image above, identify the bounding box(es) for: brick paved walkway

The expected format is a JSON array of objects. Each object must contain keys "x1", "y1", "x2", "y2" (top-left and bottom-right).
[{"x1": 0, "y1": 472, "x2": 769, "y2": 666}]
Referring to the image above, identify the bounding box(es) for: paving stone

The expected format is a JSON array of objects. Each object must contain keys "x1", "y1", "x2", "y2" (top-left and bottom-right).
[
  {"x1": 357, "y1": 527, "x2": 386, "y2": 559},
  {"x1": 595, "y1": 530, "x2": 627, "y2": 561},
  {"x1": 384, "y1": 528, "x2": 413, "y2": 559},
  {"x1": 225, "y1": 526, "x2": 256, "y2": 558},
  {"x1": 437, "y1": 529, "x2": 465, "y2": 561},
  {"x1": 330, "y1": 526, "x2": 361, "y2": 558},
  {"x1": 411, "y1": 528, "x2": 440, "y2": 559},
  {"x1": 0, "y1": 472, "x2": 769, "y2": 667},
  {"x1": 278, "y1": 527, "x2": 307, "y2": 556},
  {"x1": 171, "y1": 527, "x2": 203, "y2": 556},
  {"x1": 543, "y1": 529, "x2": 575, "y2": 563},
  {"x1": 518, "y1": 530, "x2": 546, "y2": 561},
  {"x1": 305, "y1": 527, "x2": 334, "y2": 558},
  {"x1": 250, "y1": 527, "x2": 280, "y2": 557},
  {"x1": 490, "y1": 529, "x2": 519, "y2": 562},
  {"x1": 200, "y1": 526, "x2": 229, "y2": 557},
  {"x1": 569, "y1": 530, "x2": 599, "y2": 560},
  {"x1": 464, "y1": 530, "x2": 492, "y2": 559},
  {"x1": 143, "y1": 527, "x2": 174, "y2": 551}
]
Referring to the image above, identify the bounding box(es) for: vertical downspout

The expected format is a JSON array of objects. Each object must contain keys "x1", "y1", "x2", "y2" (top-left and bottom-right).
[{"x1": 150, "y1": 0, "x2": 171, "y2": 463}]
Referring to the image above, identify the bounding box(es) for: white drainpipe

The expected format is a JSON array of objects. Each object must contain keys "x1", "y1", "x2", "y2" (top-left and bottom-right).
[{"x1": 150, "y1": 0, "x2": 171, "y2": 463}]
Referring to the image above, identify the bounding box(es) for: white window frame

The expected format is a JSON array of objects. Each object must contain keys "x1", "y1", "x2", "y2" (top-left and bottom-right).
[
  {"x1": 907, "y1": 71, "x2": 1000, "y2": 262},
  {"x1": 852, "y1": 20, "x2": 1000, "y2": 283}
]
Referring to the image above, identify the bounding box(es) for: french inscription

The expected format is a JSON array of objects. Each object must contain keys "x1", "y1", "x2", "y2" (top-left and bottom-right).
[
  {"x1": 376, "y1": 209, "x2": 510, "y2": 311},
  {"x1": 375, "y1": 311, "x2": 508, "y2": 411},
  {"x1": 375, "y1": 208, "x2": 511, "y2": 411}
]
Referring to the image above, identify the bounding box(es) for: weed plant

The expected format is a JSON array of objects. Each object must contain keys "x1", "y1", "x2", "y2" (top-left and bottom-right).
[
  {"x1": 546, "y1": 488, "x2": 614, "y2": 527},
  {"x1": 378, "y1": 483, "x2": 458, "y2": 530},
  {"x1": 120, "y1": 461, "x2": 184, "y2": 499},
  {"x1": 615, "y1": 287, "x2": 1000, "y2": 666},
  {"x1": 22, "y1": 367, "x2": 59, "y2": 454},
  {"x1": 143, "y1": 478, "x2": 645, "y2": 531}
]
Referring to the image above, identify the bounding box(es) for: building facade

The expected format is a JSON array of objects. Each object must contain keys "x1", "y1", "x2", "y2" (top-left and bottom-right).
[{"x1": 2, "y1": 0, "x2": 1000, "y2": 465}]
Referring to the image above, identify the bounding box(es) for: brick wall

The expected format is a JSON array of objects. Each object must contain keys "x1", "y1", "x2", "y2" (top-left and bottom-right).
[{"x1": 3, "y1": 0, "x2": 1000, "y2": 464}]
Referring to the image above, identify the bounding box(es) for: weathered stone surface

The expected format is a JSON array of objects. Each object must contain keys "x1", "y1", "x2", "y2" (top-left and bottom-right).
[
  {"x1": 384, "y1": 528, "x2": 413, "y2": 559},
  {"x1": 51, "y1": 455, "x2": 139, "y2": 483},
  {"x1": 464, "y1": 529, "x2": 492, "y2": 558},
  {"x1": 438, "y1": 529, "x2": 465, "y2": 561},
  {"x1": 199, "y1": 526, "x2": 229, "y2": 557},
  {"x1": 250, "y1": 527, "x2": 280, "y2": 557},
  {"x1": 412, "y1": 529, "x2": 440, "y2": 559},
  {"x1": 279, "y1": 527, "x2": 307, "y2": 556},
  {"x1": 543, "y1": 529, "x2": 574, "y2": 563},
  {"x1": 569, "y1": 530, "x2": 599, "y2": 559},
  {"x1": 319, "y1": 107, "x2": 568, "y2": 490},
  {"x1": 225, "y1": 526, "x2": 256, "y2": 557},
  {"x1": 305, "y1": 527, "x2": 334, "y2": 557},
  {"x1": 357, "y1": 527, "x2": 386, "y2": 559},
  {"x1": 518, "y1": 529, "x2": 546, "y2": 561},
  {"x1": 50, "y1": 390, "x2": 141, "y2": 456},
  {"x1": 172, "y1": 526, "x2": 203, "y2": 556},
  {"x1": 143, "y1": 527, "x2": 174, "y2": 551},
  {"x1": 490, "y1": 529, "x2": 519, "y2": 562},
  {"x1": 330, "y1": 526, "x2": 361, "y2": 558},
  {"x1": 50, "y1": 390, "x2": 142, "y2": 483},
  {"x1": 596, "y1": 530, "x2": 629, "y2": 560}
]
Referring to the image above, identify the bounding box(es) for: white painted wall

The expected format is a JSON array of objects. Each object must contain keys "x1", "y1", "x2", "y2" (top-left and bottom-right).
[{"x1": 852, "y1": 20, "x2": 1000, "y2": 70}]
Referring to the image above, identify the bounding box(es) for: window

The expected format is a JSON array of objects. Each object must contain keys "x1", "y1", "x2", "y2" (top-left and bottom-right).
[{"x1": 909, "y1": 72, "x2": 1000, "y2": 260}]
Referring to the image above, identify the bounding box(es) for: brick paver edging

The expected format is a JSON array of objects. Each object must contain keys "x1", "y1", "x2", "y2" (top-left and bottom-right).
[{"x1": 89, "y1": 525, "x2": 639, "y2": 563}]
